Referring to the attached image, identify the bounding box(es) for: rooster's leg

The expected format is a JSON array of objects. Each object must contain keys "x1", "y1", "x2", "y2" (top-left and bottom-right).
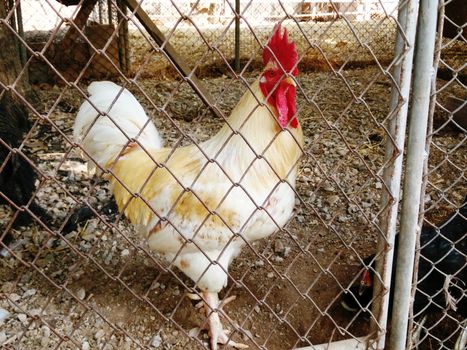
[{"x1": 202, "y1": 292, "x2": 248, "y2": 350}]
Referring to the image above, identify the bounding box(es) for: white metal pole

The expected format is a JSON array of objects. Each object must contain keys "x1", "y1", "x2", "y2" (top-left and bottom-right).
[
  {"x1": 388, "y1": 0, "x2": 439, "y2": 349},
  {"x1": 373, "y1": 0, "x2": 420, "y2": 348}
]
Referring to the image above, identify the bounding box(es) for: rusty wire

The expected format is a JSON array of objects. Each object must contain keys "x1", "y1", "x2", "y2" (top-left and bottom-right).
[
  {"x1": 405, "y1": 0, "x2": 466, "y2": 349},
  {"x1": 0, "y1": 1, "x2": 465, "y2": 350}
]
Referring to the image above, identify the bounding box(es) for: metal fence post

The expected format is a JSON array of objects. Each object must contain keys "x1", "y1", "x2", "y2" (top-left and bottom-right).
[
  {"x1": 234, "y1": 0, "x2": 241, "y2": 72},
  {"x1": 388, "y1": 0, "x2": 439, "y2": 349},
  {"x1": 373, "y1": 1, "x2": 420, "y2": 349}
]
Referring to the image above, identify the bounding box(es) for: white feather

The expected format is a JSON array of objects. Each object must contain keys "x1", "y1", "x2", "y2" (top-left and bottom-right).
[{"x1": 73, "y1": 81, "x2": 163, "y2": 170}]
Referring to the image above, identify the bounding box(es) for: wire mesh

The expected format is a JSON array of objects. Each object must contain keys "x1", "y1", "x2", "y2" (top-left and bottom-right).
[
  {"x1": 0, "y1": 1, "x2": 464, "y2": 350},
  {"x1": 406, "y1": 0, "x2": 466, "y2": 349}
]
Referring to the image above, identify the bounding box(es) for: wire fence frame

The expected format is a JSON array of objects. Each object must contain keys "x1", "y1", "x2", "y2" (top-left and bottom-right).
[
  {"x1": 388, "y1": 1, "x2": 439, "y2": 350},
  {"x1": 0, "y1": 1, "x2": 465, "y2": 350},
  {"x1": 408, "y1": 0, "x2": 466, "y2": 349}
]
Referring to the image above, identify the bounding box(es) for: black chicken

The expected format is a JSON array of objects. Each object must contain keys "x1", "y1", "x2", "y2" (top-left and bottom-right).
[
  {"x1": 341, "y1": 197, "x2": 466, "y2": 317},
  {"x1": 0, "y1": 92, "x2": 51, "y2": 254},
  {"x1": 0, "y1": 92, "x2": 119, "y2": 257},
  {"x1": 341, "y1": 197, "x2": 466, "y2": 348}
]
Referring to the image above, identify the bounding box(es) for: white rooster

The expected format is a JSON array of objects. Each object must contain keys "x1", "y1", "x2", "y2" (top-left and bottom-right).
[{"x1": 74, "y1": 24, "x2": 303, "y2": 349}]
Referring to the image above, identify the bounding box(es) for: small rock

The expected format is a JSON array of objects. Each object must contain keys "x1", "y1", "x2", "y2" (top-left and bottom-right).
[
  {"x1": 95, "y1": 329, "x2": 105, "y2": 339},
  {"x1": 255, "y1": 260, "x2": 264, "y2": 267},
  {"x1": 17, "y1": 313, "x2": 27, "y2": 322},
  {"x1": 121, "y1": 249, "x2": 130, "y2": 257},
  {"x1": 267, "y1": 272, "x2": 274, "y2": 278},
  {"x1": 42, "y1": 326, "x2": 50, "y2": 338},
  {"x1": 274, "y1": 256, "x2": 284, "y2": 263},
  {"x1": 423, "y1": 193, "x2": 432, "y2": 204},
  {"x1": 347, "y1": 204, "x2": 358, "y2": 214},
  {"x1": 82, "y1": 340, "x2": 90, "y2": 350},
  {"x1": 0, "y1": 331, "x2": 6, "y2": 343},
  {"x1": 274, "y1": 240, "x2": 285, "y2": 256},
  {"x1": 76, "y1": 288, "x2": 86, "y2": 300},
  {"x1": 337, "y1": 148, "x2": 347, "y2": 156},
  {"x1": 9, "y1": 293, "x2": 21, "y2": 302},
  {"x1": 19, "y1": 274, "x2": 31, "y2": 284},
  {"x1": 337, "y1": 215, "x2": 348, "y2": 223},
  {"x1": 358, "y1": 215, "x2": 367, "y2": 224},
  {"x1": 104, "y1": 253, "x2": 113, "y2": 265},
  {"x1": 29, "y1": 309, "x2": 41, "y2": 317},
  {"x1": 41, "y1": 336, "x2": 49, "y2": 347},
  {"x1": 23, "y1": 289, "x2": 36, "y2": 298},
  {"x1": 242, "y1": 329, "x2": 253, "y2": 341},
  {"x1": 188, "y1": 327, "x2": 200, "y2": 338},
  {"x1": 254, "y1": 305, "x2": 260, "y2": 313},
  {"x1": 326, "y1": 195, "x2": 340, "y2": 206},
  {"x1": 0, "y1": 308, "x2": 10, "y2": 322},
  {"x1": 83, "y1": 221, "x2": 98, "y2": 239},
  {"x1": 151, "y1": 334, "x2": 162, "y2": 348}
]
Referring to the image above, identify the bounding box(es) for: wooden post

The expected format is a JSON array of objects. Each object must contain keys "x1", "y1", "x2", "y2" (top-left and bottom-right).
[
  {"x1": 61, "y1": 0, "x2": 99, "y2": 50},
  {"x1": 124, "y1": 0, "x2": 222, "y2": 119},
  {"x1": 0, "y1": 0, "x2": 32, "y2": 98},
  {"x1": 107, "y1": 0, "x2": 113, "y2": 24},
  {"x1": 16, "y1": 3, "x2": 27, "y2": 66},
  {"x1": 98, "y1": 0, "x2": 105, "y2": 23},
  {"x1": 234, "y1": 0, "x2": 240, "y2": 72},
  {"x1": 116, "y1": 0, "x2": 130, "y2": 74}
]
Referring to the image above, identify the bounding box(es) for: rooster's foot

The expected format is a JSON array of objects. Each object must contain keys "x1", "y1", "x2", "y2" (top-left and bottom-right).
[
  {"x1": 187, "y1": 292, "x2": 202, "y2": 301},
  {"x1": 187, "y1": 292, "x2": 205, "y2": 309},
  {"x1": 202, "y1": 292, "x2": 248, "y2": 350},
  {"x1": 188, "y1": 293, "x2": 237, "y2": 312}
]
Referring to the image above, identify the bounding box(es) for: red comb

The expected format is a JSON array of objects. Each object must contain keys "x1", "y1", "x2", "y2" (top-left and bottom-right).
[{"x1": 263, "y1": 24, "x2": 299, "y2": 76}]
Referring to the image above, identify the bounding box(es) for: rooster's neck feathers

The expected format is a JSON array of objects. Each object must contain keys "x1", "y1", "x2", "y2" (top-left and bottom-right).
[{"x1": 207, "y1": 80, "x2": 303, "y2": 176}]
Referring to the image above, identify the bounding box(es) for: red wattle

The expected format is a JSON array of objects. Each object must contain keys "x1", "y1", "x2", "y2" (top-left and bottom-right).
[
  {"x1": 287, "y1": 86, "x2": 298, "y2": 128},
  {"x1": 260, "y1": 79, "x2": 298, "y2": 129},
  {"x1": 275, "y1": 85, "x2": 289, "y2": 128},
  {"x1": 275, "y1": 84, "x2": 298, "y2": 128}
]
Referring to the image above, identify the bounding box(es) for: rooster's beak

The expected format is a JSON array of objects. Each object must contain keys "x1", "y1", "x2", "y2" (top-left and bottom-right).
[{"x1": 282, "y1": 76, "x2": 296, "y2": 87}]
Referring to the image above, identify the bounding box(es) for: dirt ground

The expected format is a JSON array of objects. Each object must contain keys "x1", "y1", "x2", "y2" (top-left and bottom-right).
[{"x1": 1, "y1": 25, "x2": 466, "y2": 350}]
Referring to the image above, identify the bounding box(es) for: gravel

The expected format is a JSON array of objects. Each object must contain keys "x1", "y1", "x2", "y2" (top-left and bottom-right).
[{"x1": 0, "y1": 65, "x2": 465, "y2": 349}]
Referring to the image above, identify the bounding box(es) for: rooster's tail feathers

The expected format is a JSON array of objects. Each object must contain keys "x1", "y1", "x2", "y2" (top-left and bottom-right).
[{"x1": 73, "y1": 81, "x2": 162, "y2": 170}]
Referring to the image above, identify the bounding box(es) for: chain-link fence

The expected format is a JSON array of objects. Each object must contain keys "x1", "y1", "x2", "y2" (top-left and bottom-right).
[
  {"x1": 0, "y1": 1, "x2": 465, "y2": 350},
  {"x1": 406, "y1": 1, "x2": 466, "y2": 349},
  {"x1": 16, "y1": 0, "x2": 400, "y2": 80}
]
